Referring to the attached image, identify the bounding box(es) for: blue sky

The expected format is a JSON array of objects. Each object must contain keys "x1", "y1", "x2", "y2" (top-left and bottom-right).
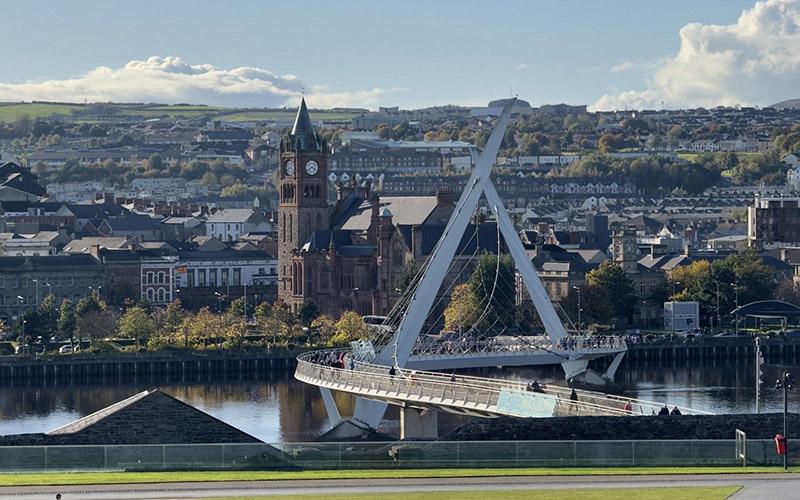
[{"x1": 1, "y1": 0, "x2": 796, "y2": 110}]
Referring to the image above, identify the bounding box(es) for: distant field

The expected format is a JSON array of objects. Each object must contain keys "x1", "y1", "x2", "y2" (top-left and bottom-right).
[
  {"x1": 0, "y1": 103, "x2": 83, "y2": 122},
  {"x1": 0, "y1": 102, "x2": 360, "y2": 124}
]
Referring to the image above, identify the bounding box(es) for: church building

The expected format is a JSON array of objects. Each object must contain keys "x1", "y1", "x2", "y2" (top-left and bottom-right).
[{"x1": 277, "y1": 99, "x2": 490, "y2": 318}]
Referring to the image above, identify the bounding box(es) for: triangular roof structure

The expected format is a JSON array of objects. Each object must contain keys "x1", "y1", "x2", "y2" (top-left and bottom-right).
[
  {"x1": 290, "y1": 97, "x2": 319, "y2": 151},
  {"x1": 45, "y1": 389, "x2": 262, "y2": 444}
]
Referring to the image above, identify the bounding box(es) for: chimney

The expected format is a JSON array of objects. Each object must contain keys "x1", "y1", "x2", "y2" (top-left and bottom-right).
[{"x1": 436, "y1": 187, "x2": 454, "y2": 206}]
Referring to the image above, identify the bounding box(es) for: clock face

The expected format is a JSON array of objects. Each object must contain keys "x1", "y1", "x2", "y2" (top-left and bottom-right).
[
  {"x1": 305, "y1": 160, "x2": 319, "y2": 175},
  {"x1": 285, "y1": 160, "x2": 295, "y2": 175}
]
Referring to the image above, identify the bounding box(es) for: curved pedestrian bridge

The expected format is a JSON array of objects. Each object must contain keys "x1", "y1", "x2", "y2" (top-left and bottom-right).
[{"x1": 295, "y1": 349, "x2": 710, "y2": 419}]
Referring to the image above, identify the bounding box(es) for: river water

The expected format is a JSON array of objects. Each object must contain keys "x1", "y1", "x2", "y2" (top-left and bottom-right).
[{"x1": 0, "y1": 358, "x2": 798, "y2": 443}]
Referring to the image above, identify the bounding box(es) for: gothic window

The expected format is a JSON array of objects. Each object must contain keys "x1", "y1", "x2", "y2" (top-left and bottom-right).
[
  {"x1": 282, "y1": 213, "x2": 286, "y2": 242},
  {"x1": 305, "y1": 213, "x2": 311, "y2": 228},
  {"x1": 316, "y1": 213, "x2": 322, "y2": 227},
  {"x1": 289, "y1": 214, "x2": 293, "y2": 240}
]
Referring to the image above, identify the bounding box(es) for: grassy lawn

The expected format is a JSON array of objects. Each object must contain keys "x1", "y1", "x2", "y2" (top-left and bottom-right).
[
  {"x1": 0, "y1": 467, "x2": 789, "y2": 487},
  {"x1": 204, "y1": 487, "x2": 741, "y2": 500}
]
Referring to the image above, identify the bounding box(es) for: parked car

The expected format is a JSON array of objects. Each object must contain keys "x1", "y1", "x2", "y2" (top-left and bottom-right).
[{"x1": 58, "y1": 345, "x2": 76, "y2": 354}]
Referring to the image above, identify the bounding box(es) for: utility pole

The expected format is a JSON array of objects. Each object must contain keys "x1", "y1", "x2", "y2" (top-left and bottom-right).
[
  {"x1": 731, "y1": 282, "x2": 739, "y2": 335},
  {"x1": 775, "y1": 372, "x2": 794, "y2": 471},
  {"x1": 573, "y1": 285, "x2": 581, "y2": 335},
  {"x1": 717, "y1": 281, "x2": 722, "y2": 331},
  {"x1": 755, "y1": 336, "x2": 763, "y2": 413}
]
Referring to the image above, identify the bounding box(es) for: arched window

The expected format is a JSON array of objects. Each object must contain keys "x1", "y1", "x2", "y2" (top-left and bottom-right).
[
  {"x1": 146, "y1": 272, "x2": 154, "y2": 284},
  {"x1": 157, "y1": 288, "x2": 165, "y2": 303},
  {"x1": 146, "y1": 288, "x2": 155, "y2": 302},
  {"x1": 158, "y1": 272, "x2": 165, "y2": 284}
]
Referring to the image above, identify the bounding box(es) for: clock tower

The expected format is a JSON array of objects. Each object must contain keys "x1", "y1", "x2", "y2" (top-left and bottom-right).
[
  {"x1": 278, "y1": 98, "x2": 329, "y2": 303},
  {"x1": 612, "y1": 229, "x2": 638, "y2": 274}
]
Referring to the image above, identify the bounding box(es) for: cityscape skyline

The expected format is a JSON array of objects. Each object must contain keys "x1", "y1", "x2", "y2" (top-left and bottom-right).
[{"x1": 3, "y1": 0, "x2": 798, "y2": 110}]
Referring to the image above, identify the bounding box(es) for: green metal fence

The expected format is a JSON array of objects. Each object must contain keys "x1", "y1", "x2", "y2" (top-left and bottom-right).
[{"x1": 0, "y1": 440, "x2": 792, "y2": 472}]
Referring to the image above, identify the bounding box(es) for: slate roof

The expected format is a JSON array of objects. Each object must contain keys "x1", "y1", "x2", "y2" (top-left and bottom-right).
[
  {"x1": 0, "y1": 254, "x2": 101, "y2": 269},
  {"x1": 205, "y1": 208, "x2": 263, "y2": 224},
  {"x1": 397, "y1": 222, "x2": 505, "y2": 256},
  {"x1": 340, "y1": 196, "x2": 439, "y2": 231},
  {"x1": 105, "y1": 214, "x2": 163, "y2": 231},
  {"x1": 290, "y1": 98, "x2": 320, "y2": 152},
  {"x1": 1, "y1": 172, "x2": 46, "y2": 197},
  {"x1": 48, "y1": 390, "x2": 152, "y2": 435}
]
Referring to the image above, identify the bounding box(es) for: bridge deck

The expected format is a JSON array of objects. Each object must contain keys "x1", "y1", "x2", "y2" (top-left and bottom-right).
[{"x1": 296, "y1": 350, "x2": 710, "y2": 419}]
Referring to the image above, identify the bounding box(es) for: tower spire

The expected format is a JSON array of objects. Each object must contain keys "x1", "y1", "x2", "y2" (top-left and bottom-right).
[{"x1": 290, "y1": 97, "x2": 319, "y2": 151}]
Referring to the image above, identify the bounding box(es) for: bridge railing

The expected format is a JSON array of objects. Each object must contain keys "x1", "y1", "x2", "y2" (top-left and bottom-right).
[{"x1": 297, "y1": 350, "x2": 667, "y2": 417}]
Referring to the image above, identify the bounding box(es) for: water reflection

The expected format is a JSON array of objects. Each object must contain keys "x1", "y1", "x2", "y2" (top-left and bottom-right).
[{"x1": 0, "y1": 358, "x2": 797, "y2": 442}]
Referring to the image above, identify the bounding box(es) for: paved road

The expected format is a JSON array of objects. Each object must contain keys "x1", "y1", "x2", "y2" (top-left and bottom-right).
[{"x1": 0, "y1": 473, "x2": 795, "y2": 499}]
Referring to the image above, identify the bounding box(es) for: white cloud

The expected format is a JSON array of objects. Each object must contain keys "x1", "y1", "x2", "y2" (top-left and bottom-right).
[
  {"x1": 515, "y1": 63, "x2": 530, "y2": 70},
  {"x1": 0, "y1": 56, "x2": 397, "y2": 109},
  {"x1": 592, "y1": 0, "x2": 800, "y2": 110},
  {"x1": 610, "y1": 61, "x2": 634, "y2": 73}
]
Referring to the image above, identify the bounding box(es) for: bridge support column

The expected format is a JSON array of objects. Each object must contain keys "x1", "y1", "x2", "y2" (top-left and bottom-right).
[
  {"x1": 400, "y1": 407, "x2": 438, "y2": 440},
  {"x1": 604, "y1": 351, "x2": 626, "y2": 382},
  {"x1": 319, "y1": 387, "x2": 342, "y2": 427},
  {"x1": 561, "y1": 358, "x2": 589, "y2": 381}
]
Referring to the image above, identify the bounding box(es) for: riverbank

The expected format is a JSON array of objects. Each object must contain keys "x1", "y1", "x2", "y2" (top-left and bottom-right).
[{"x1": 0, "y1": 348, "x2": 306, "y2": 386}]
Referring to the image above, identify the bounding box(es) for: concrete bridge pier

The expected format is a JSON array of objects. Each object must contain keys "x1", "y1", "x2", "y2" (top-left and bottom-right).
[{"x1": 400, "y1": 406, "x2": 438, "y2": 440}]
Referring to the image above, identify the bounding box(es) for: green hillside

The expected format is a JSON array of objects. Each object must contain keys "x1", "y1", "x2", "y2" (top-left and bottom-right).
[{"x1": 0, "y1": 102, "x2": 360, "y2": 124}]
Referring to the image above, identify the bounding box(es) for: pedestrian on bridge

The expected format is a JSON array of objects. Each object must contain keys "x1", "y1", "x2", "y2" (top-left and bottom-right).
[
  {"x1": 624, "y1": 400, "x2": 633, "y2": 414},
  {"x1": 670, "y1": 406, "x2": 682, "y2": 416},
  {"x1": 658, "y1": 405, "x2": 670, "y2": 416},
  {"x1": 389, "y1": 365, "x2": 396, "y2": 380},
  {"x1": 570, "y1": 388, "x2": 578, "y2": 401},
  {"x1": 532, "y1": 380, "x2": 542, "y2": 392}
]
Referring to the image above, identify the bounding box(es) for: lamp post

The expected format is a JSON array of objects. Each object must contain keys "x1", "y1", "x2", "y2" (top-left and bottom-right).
[
  {"x1": 715, "y1": 282, "x2": 721, "y2": 333},
  {"x1": 572, "y1": 285, "x2": 582, "y2": 335},
  {"x1": 775, "y1": 372, "x2": 794, "y2": 470},
  {"x1": 31, "y1": 279, "x2": 39, "y2": 306},
  {"x1": 670, "y1": 281, "x2": 681, "y2": 332},
  {"x1": 731, "y1": 282, "x2": 739, "y2": 335}
]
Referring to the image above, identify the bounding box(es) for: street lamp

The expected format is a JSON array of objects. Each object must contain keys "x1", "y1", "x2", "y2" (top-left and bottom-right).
[
  {"x1": 572, "y1": 285, "x2": 582, "y2": 335},
  {"x1": 671, "y1": 281, "x2": 681, "y2": 332},
  {"x1": 731, "y1": 282, "x2": 739, "y2": 335},
  {"x1": 715, "y1": 282, "x2": 721, "y2": 333},
  {"x1": 775, "y1": 372, "x2": 794, "y2": 470},
  {"x1": 31, "y1": 279, "x2": 39, "y2": 306}
]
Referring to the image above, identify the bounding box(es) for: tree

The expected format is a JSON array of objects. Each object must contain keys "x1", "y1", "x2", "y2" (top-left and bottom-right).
[
  {"x1": 775, "y1": 277, "x2": 800, "y2": 306},
  {"x1": 76, "y1": 310, "x2": 117, "y2": 346},
  {"x1": 37, "y1": 294, "x2": 59, "y2": 338},
  {"x1": 586, "y1": 261, "x2": 636, "y2": 325},
  {"x1": 468, "y1": 253, "x2": 517, "y2": 327},
  {"x1": 298, "y1": 300, "x2": 319, "y2": 326},
  {"x1": 330, "y1": 311, "x2": 367, "y2": 346},
  {"x1": 310, "y1": 315, "x2": 337, "y2": 345},
  {"x1": 147, "y1": 153, "x2": 165, "y2": 171},
  {"x1": 118, "y1": 307, "x2": 156, "y2": 349},
  {"x1": 444, "y1": 284, "x2": 481, "y2": 333},
  {"x1": 57, "y1": 299, "x2": 76, "y2": 339}
]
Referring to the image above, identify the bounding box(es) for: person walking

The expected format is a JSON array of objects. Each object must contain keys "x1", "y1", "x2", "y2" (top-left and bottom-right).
[
  {"x1": 624, "y1": 400, "x2": 633, "y2": 414},
  {"x1": 570, "y1": 388, "x2": 578, "y2": 401},
  {"x1": 658, "y1": 405, "x2": 670, "y2": 416},
  {"x1": 670, "y1": 406, "x2": 682, "y2": 416}
]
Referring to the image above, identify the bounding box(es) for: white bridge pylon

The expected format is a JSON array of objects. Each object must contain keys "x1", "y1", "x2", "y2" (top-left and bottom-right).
[
  {"x1": 347, "y1": 100, "x2": 625, "y2": 428},
  {"x1": 378, "y1": 99, "x2": 567, "y2": 369}
]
